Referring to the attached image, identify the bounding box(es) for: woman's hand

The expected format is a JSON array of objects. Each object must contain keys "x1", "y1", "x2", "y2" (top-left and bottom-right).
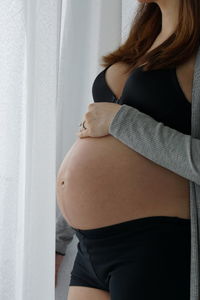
[{"x1": 76, "y1": 102, "x2": 121, "y2": 138}]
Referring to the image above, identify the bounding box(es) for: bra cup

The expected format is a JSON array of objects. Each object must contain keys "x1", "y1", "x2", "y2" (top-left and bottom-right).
[{"x1": 92, "y1": 66, "x2": 191, "y2": 135}]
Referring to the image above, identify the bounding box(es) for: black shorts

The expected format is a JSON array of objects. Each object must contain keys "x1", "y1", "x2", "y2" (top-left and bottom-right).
[{"x1": 69, "y1": 216, "x2": 191, "y2": 300}]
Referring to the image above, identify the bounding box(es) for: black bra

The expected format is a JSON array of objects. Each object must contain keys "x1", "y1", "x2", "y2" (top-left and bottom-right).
[{"x1": 92, "y1": 65, "x2": 191, "y2": 135}]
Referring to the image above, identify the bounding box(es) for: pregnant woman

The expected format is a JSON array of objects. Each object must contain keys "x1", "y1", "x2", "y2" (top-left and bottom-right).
[{"x1": 56, "y1": 0, "x2": 200, "y2": 299}]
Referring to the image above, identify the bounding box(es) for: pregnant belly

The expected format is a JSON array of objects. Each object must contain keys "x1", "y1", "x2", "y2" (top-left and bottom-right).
[{"x1": 56, "y1": 135, "x2": 190, "y2": 230}]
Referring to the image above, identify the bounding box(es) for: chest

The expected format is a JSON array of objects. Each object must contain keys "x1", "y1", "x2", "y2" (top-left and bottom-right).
[{"x1": 92, "y1": 60, "x2": 193, "y2": 134}]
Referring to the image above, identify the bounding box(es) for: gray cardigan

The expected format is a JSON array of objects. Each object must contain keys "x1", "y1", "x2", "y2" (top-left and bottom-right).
[{"x1": 56, "y1": 45, "x2": 200, "y2": 300}]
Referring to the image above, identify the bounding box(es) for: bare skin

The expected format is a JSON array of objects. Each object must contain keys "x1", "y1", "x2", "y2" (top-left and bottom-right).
[
  {"x1": 56, "y1": 44, "x2": 195, "y2": 230},
  {"x1": 56, "y1": 0, "x2": 196, "y2": 298}
]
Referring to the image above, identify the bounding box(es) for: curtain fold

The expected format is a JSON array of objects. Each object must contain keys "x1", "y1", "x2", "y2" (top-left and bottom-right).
[
  {"x1": 0, "y1": 0, "x2": 62, "y2": 299},
  {"x1": 0, "y1": 1, "x2": 26, "y2": 298}
]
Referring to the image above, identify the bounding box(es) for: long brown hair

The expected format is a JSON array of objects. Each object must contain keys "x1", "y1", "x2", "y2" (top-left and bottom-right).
[{"x1": 100, "y1": 1, "x2": 200, "y2": 74}]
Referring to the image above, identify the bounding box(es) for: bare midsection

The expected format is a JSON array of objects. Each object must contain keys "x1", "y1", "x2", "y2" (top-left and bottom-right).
[{"x1": 56, "y1": 135, "x2": 190, "y2": 230}]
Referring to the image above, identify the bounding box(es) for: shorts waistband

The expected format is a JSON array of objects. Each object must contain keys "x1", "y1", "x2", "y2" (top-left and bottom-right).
[{"x1": 73, "y1": 216, "x2": 191, "y2": 239}]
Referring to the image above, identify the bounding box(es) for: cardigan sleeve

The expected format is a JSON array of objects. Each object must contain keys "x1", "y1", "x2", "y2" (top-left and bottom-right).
[
  {"x1": 108, "y1": 104, "x2": 200, "y2": 185},
  {"x1": 56, "y1": 211, "x2": 75, "y2": 256}
]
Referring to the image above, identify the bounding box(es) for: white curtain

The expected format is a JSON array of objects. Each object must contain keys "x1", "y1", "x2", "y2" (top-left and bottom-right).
[
  {"x1": 0, "y1": 0, "x2": 138, "y2": 299},
  {"x1": 56, "y1": 0, "x2": 138, "y2": 299},
  {"x1": 0, "y1": 0, "x2": 62, "y2": 299}
]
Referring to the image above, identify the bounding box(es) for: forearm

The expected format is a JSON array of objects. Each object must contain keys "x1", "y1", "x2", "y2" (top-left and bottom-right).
[
  {"x1": 109, "y1": 104, "x2": 200, "y2": 185},
  {"x1": 56, "y1": 212, "x2": 75, "y2": 255}
]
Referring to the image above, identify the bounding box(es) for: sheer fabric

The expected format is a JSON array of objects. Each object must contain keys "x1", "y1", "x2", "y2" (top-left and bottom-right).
[{"x1": 0, "y1": 0, "x2": 62, "y2": 299}]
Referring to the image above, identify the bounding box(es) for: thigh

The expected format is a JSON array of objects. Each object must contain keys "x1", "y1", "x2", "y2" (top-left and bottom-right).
[{"x1": 67, "y1": 286, "x2": 110, "y2": 300}]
